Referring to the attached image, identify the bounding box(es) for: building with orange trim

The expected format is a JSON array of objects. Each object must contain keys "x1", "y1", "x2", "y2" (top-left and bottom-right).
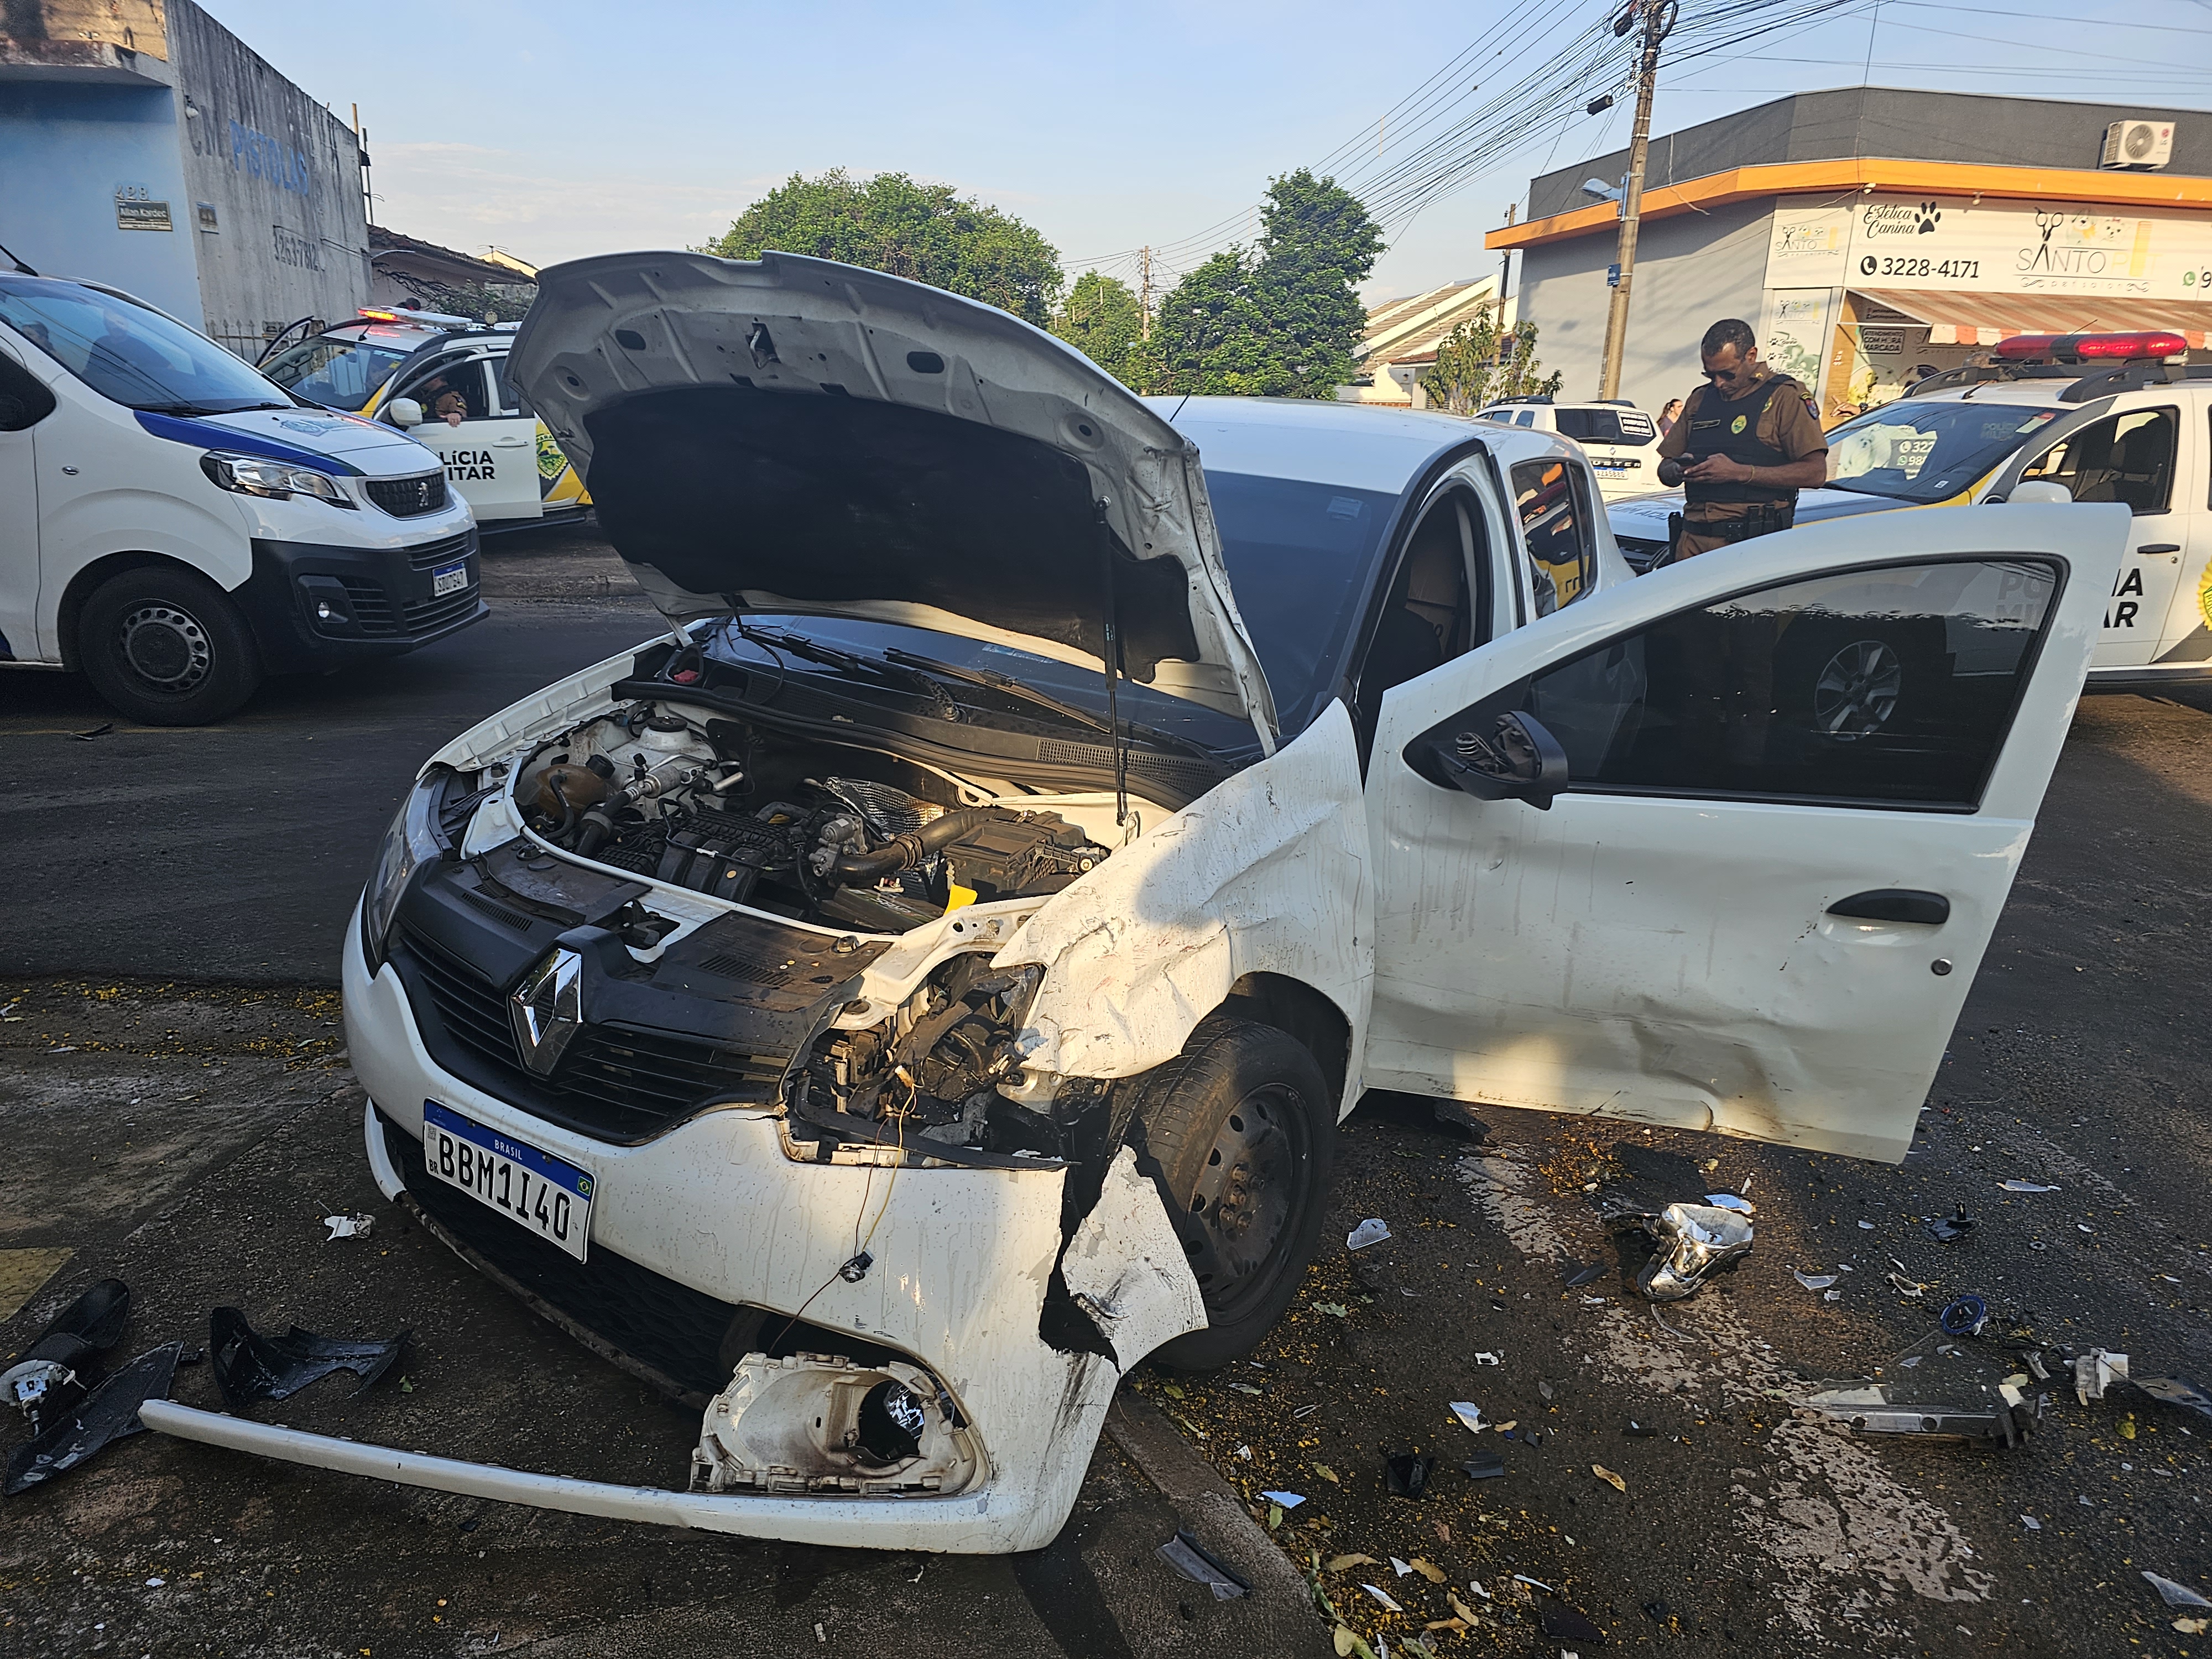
[{"x1": 1487, "y1": 88, "x2": 2212, "y2": 421}]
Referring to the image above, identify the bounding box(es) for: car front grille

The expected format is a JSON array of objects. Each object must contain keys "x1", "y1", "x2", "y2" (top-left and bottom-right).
[
  {"x1": 380, "y1": 1111, "x2": 740, "y2": 1399},
  {"x1": 337, "y1": 575, "x2": 397, "y2": 632},
  {"x1": 367, "y1": 473, "x2": 451, "y2": 518},
  {"x1": 402, "y1": 529, "x2": 473, "y2": 571},
  {"x1": 397, "y1": 926, "x2": 787, "y2": 1143},
  {"x1": 401, "y1": 584, "x2": 481, "y2": 633}
]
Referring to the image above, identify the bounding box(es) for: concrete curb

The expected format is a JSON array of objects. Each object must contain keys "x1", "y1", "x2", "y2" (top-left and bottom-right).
[{"x1": 1105, "y1": 1389, "x2": 1333, "y2": 1655}]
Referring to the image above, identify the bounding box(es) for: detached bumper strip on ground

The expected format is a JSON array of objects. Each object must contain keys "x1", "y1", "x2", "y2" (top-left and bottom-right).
[{"x1": 136, "y1": 1400, "x2": 998, "y2": 1546}]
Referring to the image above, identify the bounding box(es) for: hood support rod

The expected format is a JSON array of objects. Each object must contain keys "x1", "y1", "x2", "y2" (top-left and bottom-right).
[{"x1": 1095, "y1": 498, "x2": 1129, "y2": 831}]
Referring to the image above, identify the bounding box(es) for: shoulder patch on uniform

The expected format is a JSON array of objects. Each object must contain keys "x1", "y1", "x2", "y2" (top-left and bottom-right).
[{"x1": 1803, "y1": 394, "x2": 1820, "y2": 416}]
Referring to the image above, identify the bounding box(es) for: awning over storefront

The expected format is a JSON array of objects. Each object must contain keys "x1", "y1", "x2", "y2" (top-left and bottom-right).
[{"x1": 1853, "y1": 289, "x2": 2212, "y2": 348}]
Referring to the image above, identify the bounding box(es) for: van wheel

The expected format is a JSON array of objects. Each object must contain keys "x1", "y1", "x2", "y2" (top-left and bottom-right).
[
  {"x1": 1129, "y1": 1015, "x2": 1335, "y2": 1371},
  {"x1": 79, "y1": 566, "x2": 263, "y2": 726}
]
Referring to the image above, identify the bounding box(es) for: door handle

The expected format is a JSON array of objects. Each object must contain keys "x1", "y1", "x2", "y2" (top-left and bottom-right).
[
  {"x1": 2136, "y1": 544, "x2": 2180, "y2": 555},
  {"x1": 493, "y1": 436, "x2": 528, "y2": 447},
  {"x1": 1828, "y1": 889, "x2": 1949, "y2": 925}
]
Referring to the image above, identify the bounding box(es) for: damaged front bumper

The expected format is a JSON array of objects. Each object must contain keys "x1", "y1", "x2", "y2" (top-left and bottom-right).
[{"x1": 139, "y1": 914, "x2": 1206, "y2": 1553}]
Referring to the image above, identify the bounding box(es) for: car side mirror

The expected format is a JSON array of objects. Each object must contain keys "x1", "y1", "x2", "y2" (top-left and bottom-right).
[
  {"x1": 386, "y1": 397, "x2": 424, "y2": 429},
  {"x1": 1430, "y1": 711, "x2": 1571, "y2": 810},
  {"x1": 2001, "y1": 480, "x2": 2073, "y2": 505}
]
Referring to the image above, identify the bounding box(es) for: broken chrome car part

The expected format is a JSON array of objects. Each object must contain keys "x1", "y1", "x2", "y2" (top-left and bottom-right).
[
  {"x1": 1630, "y1": 1203, "x2": 1754, "y2": 1301},
  {"x1": 1794, "y1": 1376, "x2": 2042, "y2": 1447},
  {"x1": 690, "y1": 1352, "x2": 983, "y2": 1497}
]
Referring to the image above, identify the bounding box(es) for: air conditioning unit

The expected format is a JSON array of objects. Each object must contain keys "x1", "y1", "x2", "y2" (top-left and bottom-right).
[{"x1": 2101, "y1": 119, "x2": 2174, "y2": 171}]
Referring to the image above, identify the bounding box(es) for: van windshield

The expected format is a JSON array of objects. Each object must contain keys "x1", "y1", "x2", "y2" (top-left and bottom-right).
[
  {"x1": 0, "y1": 275, "x2": 292, "y2": 415},
  {"x1": 263, "y1": 332, "x2": 408, "y2": 411},
  {"x1": 1826, "y1": 399, "x2": 2065, "y2": 504}
]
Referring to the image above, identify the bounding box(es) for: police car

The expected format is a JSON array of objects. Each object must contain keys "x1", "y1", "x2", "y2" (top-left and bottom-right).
[
  {"x1": 1477, "y1": 397, "x2": 1661, "y2": 500},
  {"x1": 1608, "y1": 331, "x2": 2212, "y2": 690},
  {"x1": 262, "y1": 307, "x2": 592, "y2": 530}
]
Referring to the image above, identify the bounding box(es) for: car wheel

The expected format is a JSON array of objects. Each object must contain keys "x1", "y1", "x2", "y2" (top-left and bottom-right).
[
  {"x1": 1811, "y1": 637, "x2": 1905, "y2": 739},
  {"x1": 79, "y1": 566, "x2": 263, "y2": 726},
  {"x1": 1128, "y1": 1015, "x2": 1335, "y2": 1371}
]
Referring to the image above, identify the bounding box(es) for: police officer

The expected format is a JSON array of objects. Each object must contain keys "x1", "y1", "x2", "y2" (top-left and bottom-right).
[{"x1": 1655, "y1": 318, "x2": 1829, "y2": 561}]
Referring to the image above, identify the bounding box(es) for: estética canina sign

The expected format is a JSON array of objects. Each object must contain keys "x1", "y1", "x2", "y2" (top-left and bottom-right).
[{"x1": 1766, "y1": 193, "x2": 2212, "y2": 300}]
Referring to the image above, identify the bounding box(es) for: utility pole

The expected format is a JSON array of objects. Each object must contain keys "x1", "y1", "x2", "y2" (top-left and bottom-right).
[
  {"x1": 1597, "y1": 0, "x2": 1676, "y2": 401},
  {"x1": 1138, "y1": 246, "x2": 1153, "y2": 341}
]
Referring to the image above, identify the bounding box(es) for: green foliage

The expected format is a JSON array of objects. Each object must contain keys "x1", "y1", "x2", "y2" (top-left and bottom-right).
[
  {"x1": 1419, "y1": 312, "x2": 1563, "y2": 415},
  {"x1": 706, "y1": 170, "x2": 1063, "y2": 328},
  {"x1": 1052, "y1": 272, "x2": 1146, "y2": 382},
  {"x1": 1148, "y1": 170, "x2": 1384, "y2": 399}
]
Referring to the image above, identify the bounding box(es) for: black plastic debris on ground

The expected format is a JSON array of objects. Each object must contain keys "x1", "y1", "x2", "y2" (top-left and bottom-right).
[
  {"x1": 1155, "y1": 1528, "x2": 1250, "y2": 1600},
  {"x1": 2, "y1": 1277, "x2": 134, "y2": 1435},
  {"x1": 1539, "y1": 1600, "x2": 1608, "y2": 1644},
  {"x1": 1462, "y1": 1451, "x2": 1506, "y2": 1480},
  {"x1": 3, "y1": 1343, "x2": 180, "y2": 1495},
  {"x1": 1563, "y1": 1262, "x2": 1606, "y2": 1289},
  {"x1": 2136, "y1": 1375, "x2": 2212, "y2": 1421},
  {"x1": 1925, "y1": 1206, "x2": 1978, "y2": 1243},
  {"x1": 1385, "y1": 1452, "x2": 1437, "y2": 1497},
  {"x1": 210, "y1": 1307, "x2": 408, "y2": 1407}
]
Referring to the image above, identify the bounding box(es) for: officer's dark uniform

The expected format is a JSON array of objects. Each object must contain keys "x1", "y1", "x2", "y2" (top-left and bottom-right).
[{"x1": 1655, "y1": 366, "x2": 1828, "y2": 560}]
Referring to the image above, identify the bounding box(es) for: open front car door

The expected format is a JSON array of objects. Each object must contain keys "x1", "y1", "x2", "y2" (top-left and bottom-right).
[{"x1": 1362, "y1": 502, "x2": 2127, "y2": 1162}]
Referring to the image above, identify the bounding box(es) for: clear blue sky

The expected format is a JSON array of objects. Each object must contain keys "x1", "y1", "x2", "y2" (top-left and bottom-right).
[{"x1": 200, "y1": 0, "x2": 2212, "y2": 305}]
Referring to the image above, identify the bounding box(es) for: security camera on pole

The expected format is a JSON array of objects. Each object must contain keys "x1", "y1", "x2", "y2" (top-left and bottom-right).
[{"x1": 1597, "y1": 0, "x2": 1677, "y2": 402}]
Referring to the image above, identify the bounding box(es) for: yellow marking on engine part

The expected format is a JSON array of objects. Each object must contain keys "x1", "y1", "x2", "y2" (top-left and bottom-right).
[{"x1": 946, "y1": 884, "x2": 978, "y2": 912}]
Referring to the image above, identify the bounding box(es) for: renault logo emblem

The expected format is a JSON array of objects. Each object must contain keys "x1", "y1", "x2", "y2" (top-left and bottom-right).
[{"x1": 509, "y1": 947, "x2": 583, "y2": 1077}]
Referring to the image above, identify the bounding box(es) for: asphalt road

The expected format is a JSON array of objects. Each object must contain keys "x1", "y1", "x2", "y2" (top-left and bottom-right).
[{"x1": 7, "y1": 526, "x2": 2212, "y2": 1652}]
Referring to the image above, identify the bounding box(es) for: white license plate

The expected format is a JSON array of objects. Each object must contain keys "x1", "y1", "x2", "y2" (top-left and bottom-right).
[
  {"x1": 431, "y1": 560, "x2": 469, "y2": 597},
  {"x1": 422, "y1": 1100, "x2": 594, "y2": 1261}
]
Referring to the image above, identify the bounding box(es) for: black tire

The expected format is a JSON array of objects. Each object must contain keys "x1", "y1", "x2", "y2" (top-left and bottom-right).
[
  {"x1": 1129, "y1": 1015, "x2": 1335, "y2": 1371},
  {"x1": 77, "y1": 565, "x2": 263, "y2": 726},
  {"x1": 1782, "y1": 616, "x2": 1946, "y2": 745}
]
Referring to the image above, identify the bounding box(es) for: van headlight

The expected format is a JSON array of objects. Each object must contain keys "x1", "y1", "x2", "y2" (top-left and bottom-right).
[
  {"x1": 361, "y1": 775, "x2": 444, "y2": 971},
  {"x1": 200, "y1": 450, "x2": 356, "y2": 507}
]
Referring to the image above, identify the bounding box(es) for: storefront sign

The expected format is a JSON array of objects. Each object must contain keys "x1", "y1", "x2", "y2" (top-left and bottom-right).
[
  {"x1": 1757, "y1": 289, "x2": 1834, "y2": 384},
  {"x1": 1767, "y1": 194, "x2": 2212, "y2": 300}
]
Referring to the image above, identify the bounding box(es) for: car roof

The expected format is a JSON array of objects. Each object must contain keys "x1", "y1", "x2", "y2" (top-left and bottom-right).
[{"x1": 1153, "y1": 394, "x2": 1577, "y2": 494}]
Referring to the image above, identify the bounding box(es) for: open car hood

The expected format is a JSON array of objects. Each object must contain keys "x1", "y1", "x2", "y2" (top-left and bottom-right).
[{"x1": 509, "y1": 251, "x2": 1277, "y2": 743}]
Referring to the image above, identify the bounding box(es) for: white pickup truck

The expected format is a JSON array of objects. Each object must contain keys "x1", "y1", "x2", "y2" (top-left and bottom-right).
[{"x1": 1608, "y1": 332, "x2": 2212, "y2": 692}]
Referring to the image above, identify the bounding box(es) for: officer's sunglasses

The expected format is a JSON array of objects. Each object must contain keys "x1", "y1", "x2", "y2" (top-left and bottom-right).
[{"x1": 1701, "y1": 363, "x2": 1744, "y2": 384}]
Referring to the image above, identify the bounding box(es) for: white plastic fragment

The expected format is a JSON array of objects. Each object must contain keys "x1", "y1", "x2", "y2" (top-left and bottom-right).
[
  {"x1": 1468, "y1": 1580, "x2": 1491, "y2": 1599},
  {"x1": 2076, "y1": 1350, "x2": 2129, "y2": 1405},
  {"x1": 1473, "y1": 1351, "x2": 1503, "y2": 1365},
  {"x1": 2000, "y1": 1181, "x2": 2060, "y2": 1193},
  {"x1": 322, "y1": 1213, "x2": 374, "y2": 1241},
  {"x1": 1348, "y1": 1218, "x2": 1391, "y2": 1251},
  {"x1": 1793, "y1": 1270, "x2": 1839, "y2": 1291},
  {"x1": 1260, "y1": 1490, "x2": 1305, "y2": 1509},
  {"x1": 1449, "y1": 1402, "x2": 1486, "y2": 1434},
  {"x1": 1391, "y1": 1556, "x2": 1415, "y2": 1577},
  {"x1": 1704, "y1": 1193, "x2": 1755, "y2": 1213},
  {"x1": 2146, "y1": 1573, "x2": 2212, "y2": 1609},
  {"x1": 2021, "y1": 1515, "x2": 2041, "y2": 1531},
  {"x1": 1362, "y1": 1583, "x2": 1405, "y2": 1613}
]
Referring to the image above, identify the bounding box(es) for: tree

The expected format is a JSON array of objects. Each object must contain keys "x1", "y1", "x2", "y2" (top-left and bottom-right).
[
  {"x1": 705, "y1": 170, "x2": 1063, "y2": 328},
  {"x1": 1052, "y1": 272, "x2": 1145, "y2": 383},
  {"x1": 1420, "y1": 311, "x2": 1564, "y2": 415},
  {"x1": 1147, "y1": 171, "x2": 1384, "y2": 398}
]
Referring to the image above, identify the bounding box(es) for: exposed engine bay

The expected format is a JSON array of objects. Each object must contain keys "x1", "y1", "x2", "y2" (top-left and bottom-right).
[
  {"x1": 515, "y1": 699, "x2": 1115, "y2": 938},
  {"x1": 499, "y1": 697, "x2": 1126, "y2": 1155}
]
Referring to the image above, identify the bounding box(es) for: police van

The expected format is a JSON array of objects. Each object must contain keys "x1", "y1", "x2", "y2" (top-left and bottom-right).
[
  {"x1": 0, "y1": 274, "x2": 482, "y2": 725},
  {"x1": 1606, "y1": 332, "x2": 2211, "y2": 689},
  {"x1": 262, "y1": 307, "x2": 592, "y2": 530},
  {"x1": 1477, "y1": 397, "x2": 1661, "y2": 500}
]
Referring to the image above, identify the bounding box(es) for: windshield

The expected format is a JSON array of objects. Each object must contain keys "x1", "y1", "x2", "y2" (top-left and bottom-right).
[
  {"x1": 1204, "y1": 471, "x2": 1396, "y2": 731},
  {"x1": 0, "y1": 274, "x2": 291, "y2": 415},
  {"x1": 1826, "y1": 399, "x2": 2065, "y2": 504},
  {"x1": 262, "y1": 332, "x2": 408, "y2": 412}
]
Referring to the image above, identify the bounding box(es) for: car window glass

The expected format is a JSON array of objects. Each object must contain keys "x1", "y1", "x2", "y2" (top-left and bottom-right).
[
  {"x1": 1552, "y1": 407, "x2": 1656, "y2": 447},
  {"x1": 405, "y1": 358, "x2": 488, "y2": 424},
  {"x1": 261, "y1": 335, "x2": 406, "y2": 412},
  {"x1": 1511, "y1": 458, "x2": 1595, "y2": 615},
  {"x1": 2019, "y1": 408, "x2": 2176, "y2": 513},
  {"x1": 0, "y1": 273, "x2": 289, "y2": 415},
  {"x1": 1512, "y1": 559, "x2": 2059, "y2": 809},
  {"x1": 1515, "y1": 409, "x2": 1537, "y2": 427},
  {"x1": 490, "y1": 354, "x2": 524, "y2": 417},
  {"x1": 1827, "y1": 398, "x2": 2066, "y2": 505}
]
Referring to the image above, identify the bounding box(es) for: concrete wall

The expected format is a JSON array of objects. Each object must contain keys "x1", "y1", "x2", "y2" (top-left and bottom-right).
[
  {"x1": 168, "y1": 0, "x2": 368, "y2": 355},
  {"x1": 1516, "y1": 198, "x2": 1772, "y2": 413},
  {"x1": 0, "y1": 74, "x2": 204, "y2": 322},
  {"x1": 1531, "y1": 88, "x2": 2212, "y2": 220}
]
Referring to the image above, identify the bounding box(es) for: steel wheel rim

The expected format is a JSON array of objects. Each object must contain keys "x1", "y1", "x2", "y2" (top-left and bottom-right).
[
  {"x1": 118, "y1": 602, "x2": 213, "y2": 693},
  {"x1": 1182, "y1": 1083, "x2": 1303, "y2": 1322},
  {"x1": 1812, "y1": 638, "x2": 1902, "y2": 739}
]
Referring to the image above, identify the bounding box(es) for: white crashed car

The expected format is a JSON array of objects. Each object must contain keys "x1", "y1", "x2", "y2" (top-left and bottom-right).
[{"x1": 142, "y1": 252, "x2": 2125, "y2": 1552}]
